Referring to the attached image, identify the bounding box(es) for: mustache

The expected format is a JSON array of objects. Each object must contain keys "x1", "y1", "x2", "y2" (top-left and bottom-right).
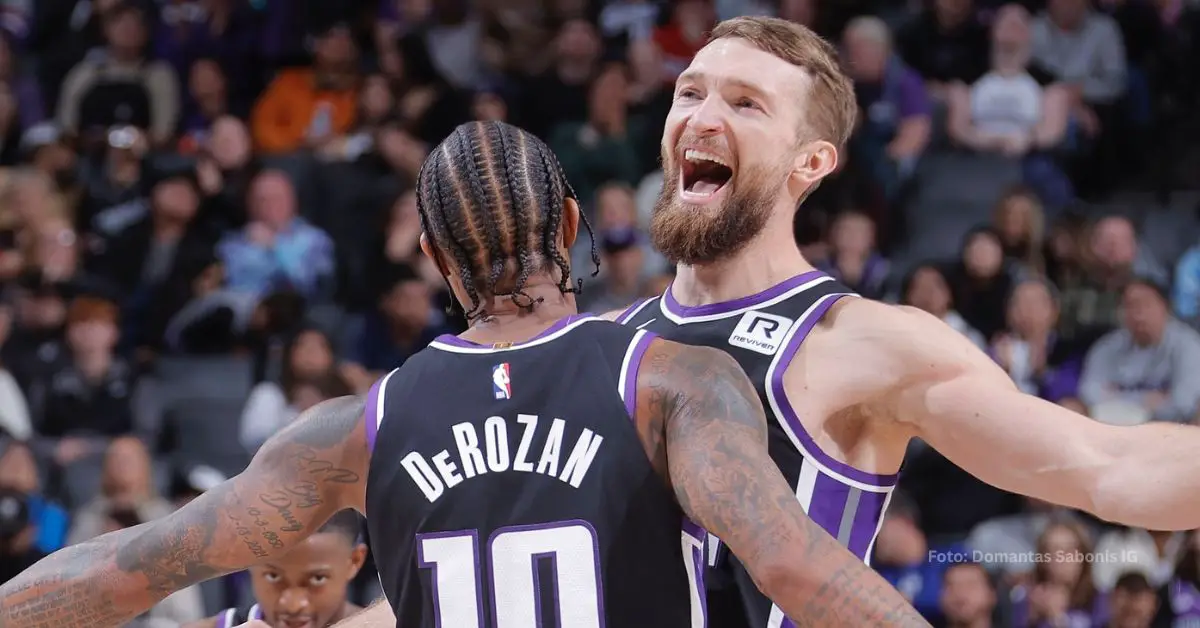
[{"x1": 664, "y1": 136, "x2": 731, "y2": 161}]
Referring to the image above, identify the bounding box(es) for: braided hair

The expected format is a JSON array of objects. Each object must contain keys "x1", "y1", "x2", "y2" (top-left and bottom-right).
[{"x1": 416, "y1": 121, "x2": 599, "y2": 320}]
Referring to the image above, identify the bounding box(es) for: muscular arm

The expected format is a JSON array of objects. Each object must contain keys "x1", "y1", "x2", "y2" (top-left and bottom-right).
[
  {"x1": 0, "y1": 395, "x2": 370, "y2": 628},
  {"x1": 882, "y1": 304, "x2": 1200, "y2": 529},
  {"x1": 634, "y1": 339, "x2": 928, "y2": 627}
]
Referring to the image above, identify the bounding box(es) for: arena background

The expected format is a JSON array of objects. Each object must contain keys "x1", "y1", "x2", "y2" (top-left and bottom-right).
[{"x1": 0, "y1": 0, "x2": 1195, "y2": 625}]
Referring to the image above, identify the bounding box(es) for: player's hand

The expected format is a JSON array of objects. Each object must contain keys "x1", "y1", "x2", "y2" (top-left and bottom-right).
[{"x1": 998, "y1": 133, "x2": 1031, "y2": 157}]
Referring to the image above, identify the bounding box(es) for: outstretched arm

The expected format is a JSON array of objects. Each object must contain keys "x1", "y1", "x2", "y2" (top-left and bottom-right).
[
  {"x1": 881, "y1": 303, "x2": 1200, "y2": 529},
  {"x1": 634, "y1": 339, "x2": 929, "y2": 627},
  {"x1": 0, "y1": 395, "x2": 370, "y2": 628},
  {"x1": 328, "y1": 600, "x2": 394, "y2": 628}
]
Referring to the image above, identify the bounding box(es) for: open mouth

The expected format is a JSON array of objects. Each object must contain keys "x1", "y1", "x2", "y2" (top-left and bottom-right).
[{"x1": 680, "y1": 149, "x2": 733, "y2": 201}]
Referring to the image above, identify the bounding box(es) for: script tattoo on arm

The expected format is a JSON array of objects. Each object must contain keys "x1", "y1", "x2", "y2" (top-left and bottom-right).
[
  {"x1": 634, "y1": 340, "x2": 930, "y2": 628},
  {"x1": 0, "y1": 394, "x2": 370, "y2": 628}
]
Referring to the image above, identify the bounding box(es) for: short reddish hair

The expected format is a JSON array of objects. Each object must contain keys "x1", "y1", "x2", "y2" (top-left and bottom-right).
[
  {"x1": 67, "y1": 296, "x2": 119, "y2": 326},
  {"x1": 709, "y1": 16, "x2": 858, "y2": 150}
]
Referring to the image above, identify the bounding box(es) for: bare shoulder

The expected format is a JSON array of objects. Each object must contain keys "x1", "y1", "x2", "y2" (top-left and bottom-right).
[
  {"x1": 818, "y1": 299, "x2": 1002, "y2": 380},
  {"x1": 631, "y1": 337, "x2": 764, "y2": 480},
  {"x1": 597, "y1": 309, "x2": 623, "y2": 321}
]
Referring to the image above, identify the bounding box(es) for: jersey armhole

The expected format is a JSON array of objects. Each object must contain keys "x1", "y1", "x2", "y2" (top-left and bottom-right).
[
  {"x1": 364, "y1": 368, "x2": 399, "y2": 453},
  {"x1": 616, "y1": 329, "x2": 657, "y2": 419}
]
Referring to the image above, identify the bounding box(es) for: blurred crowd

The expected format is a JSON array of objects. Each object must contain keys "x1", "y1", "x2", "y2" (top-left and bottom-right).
[{"x1": 0, "y1": 0, "x2": 1197, "y2": 626}]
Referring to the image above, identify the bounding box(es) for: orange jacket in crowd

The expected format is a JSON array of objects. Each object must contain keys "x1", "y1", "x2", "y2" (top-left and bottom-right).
[{"x1": 251, "y1": 68, "x2": 358, "y2": 154}]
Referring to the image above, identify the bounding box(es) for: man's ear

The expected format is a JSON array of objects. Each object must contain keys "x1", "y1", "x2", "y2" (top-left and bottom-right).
[
  {"x1": 561, "y1": 197, "x2": 580, "y2": 249},
  {"x1": 790, "y1": 139, "x2": 838, "y2": 188},
  {"x1": 420, "y1": 233, "x2": 449, "y2": 277}
]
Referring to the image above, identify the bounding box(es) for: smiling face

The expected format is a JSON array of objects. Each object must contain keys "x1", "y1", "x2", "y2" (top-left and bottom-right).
[{"x1": 650, "y1": 18, "x2": 850, "y2": 265}]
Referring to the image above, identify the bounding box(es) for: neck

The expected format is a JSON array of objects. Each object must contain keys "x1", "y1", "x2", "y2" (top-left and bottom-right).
[
  {"x1": 75, "y1": 351, "x2": 111, "y2": 379},
  {"x1": 152, "y1": 217, "x2": 185, "y2": 240},
  {"x1": 557, "y1": 60, "x2": 592, "y2": 84},
  {"x1": 671, "y1": 223, "x2": 814, "y2": 306},
  {"x1": 460, "y1": 280, "x2": 579, "y2": 343},
  {"x1": 947, "y1": 618, "x2": 991, "y2": 628}
]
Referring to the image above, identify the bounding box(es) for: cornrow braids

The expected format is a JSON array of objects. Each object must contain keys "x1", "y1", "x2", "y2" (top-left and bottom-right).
[{"x1": 416, "y1": 121, "x2": 599, "y2": 321}]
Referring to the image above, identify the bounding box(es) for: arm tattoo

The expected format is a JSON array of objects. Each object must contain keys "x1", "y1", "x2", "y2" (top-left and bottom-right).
[
  {"x1": 635, "y1": 340, "x2": 929, "y2": 628},
  {"x1": 0, "y1": 395, "x2": 369, "y2": 628}
]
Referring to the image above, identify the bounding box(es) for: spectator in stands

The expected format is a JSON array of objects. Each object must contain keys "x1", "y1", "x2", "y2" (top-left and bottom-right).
[
  {"x1": 19, "y1": 124, "x2": 77, "y2": 195},
  {"x1": 1031, "y1": 0, "x2": 1127, "y2": 198},
  {"x1": 251, "y1": 23, "x2": 358, "y2": 154},
  {"x1": 968, "y1": 497, "x2": 1061, "y2": 584},
  {"x1": 325, "y1": 73, "x2": 394, "y2": 164},
  {"x1": 471, "y1": 83, "x2": 508, "y2": 123},
  {"x1": 66, "y1": 437, "x2": 171, "y2": 543},
  {"x1": 240, "y1": 326, "x2": 338, "y2": 452},
  {"x1": 1105, "y1": 572, "x2": 1158, "y2": 628},
  {"x1": 579, "y1": 183, "x2": 655, "y2": 312},
  {"x1": 1058, "y1": 215, "x2": 1165, "y2": 346},
  {"x1": 152, "y1": 0, "x2": 261, "y2": 111},
  {"x1": 945, "y1": 4, "x2": 1073, "y2": 208},
  {"x1": 549, "y1": 63, "x2": 644, "y2": 206},
  {"x1": 56, "y1": 3, "x2": 180, "y2": 148},
  {"x1": 873, "y1": 492, "x2": 964, "y2": 621},
  {"x1": 945, "y1": 227, "x2": 1015, "y2": 341},
  {"x1": 177, "y1": 58, "x2": 235, "y2": 153},
  {"x1": 1011, "y1": 517, "x2": 1106, "y2": 626},
  {"x1": 216, "y1": 170, "x2": 335, "y2": 301},
  {"x1": 901, "y1": 262, "x2": 986, "y2": 348},
  {"x1": 194, "y1": 115, "x2": 258, "y2": 228},
  {"x1": 844, "y1": 16, "x2": 931, "y2": 200},
  {"x1": 599, "y1": 0, "x2": 661, "y2": 42},
  {"x1": 3, "y1": 274, "x2": 67, "y2": 395},
  {"x1": 0, "y1": 35, "x2": 44, "y2": 130},
  {"x1": 1156, "y1": 530, "x2": 1200, "y2": 626},
  {"x1": 816, "y1": 210, "x2": 890, "y2": 300},
  {"x1": 1094, "y1": 527, "x2": 1183, "y2": 591},
  {"x1": 0, "y1": 439, "x2": 67, "y2": 562},
  {"x1": 341, "y1": 264, "x2": 451, "y2": 393},
  {"x1": 0, "y1": 294, "x2": 26, "y2": 442},
  {"x1": 652, "y1": 0, "x2": 716, "y2": 84},
  {"x1": 36, "y1": 296, "x2": 134, "y2": 502},
  {"x1": 991, "y1": 186, "x2": 1046, "y2": 274},
  {"x1": 898, "y1": 0, "x2": 990, "y2": 98},
  {"x1": 1080, "y1": 277, "x2": 1200, "y2": 424},
  {"x1": 77, "y1": 124, "x2": 148, "y2": 232},
  {"x1": 516, "y1": 19, "x2": 601, "y2": 138},
  {"x1": 1168, "y1": 234, "x2": 1200, "y2": 325},
  {"x1": 990, "y1": 278, "x2": 1082, "y2": 403},
  {"x1": 939, "y1": 562, "x2": 999, "y2": 628}
]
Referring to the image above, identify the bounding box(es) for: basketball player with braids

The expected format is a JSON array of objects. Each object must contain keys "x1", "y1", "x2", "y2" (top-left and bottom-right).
[{"x1": 0, "y1": 120, "x2": 929, "y2": 628}]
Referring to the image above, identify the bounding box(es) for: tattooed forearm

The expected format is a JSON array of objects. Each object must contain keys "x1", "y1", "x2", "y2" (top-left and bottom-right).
[
  {"x1": 639, "y1": 341, "x2": 928, "y2": 628},
  {"x1": 0, "y1": 395, "x2": 369, "y2": 628}
]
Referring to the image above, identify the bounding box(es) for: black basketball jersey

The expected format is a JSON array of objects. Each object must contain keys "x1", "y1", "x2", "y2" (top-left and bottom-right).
[
  {"x1": 364, "y1": 314, "x2": 707, "y2": 628},
  {"x1": 617, "y1": 271, "x2": 899, "y2": 628}
]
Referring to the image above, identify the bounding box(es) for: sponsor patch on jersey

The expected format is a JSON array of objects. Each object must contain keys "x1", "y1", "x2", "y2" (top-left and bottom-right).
[
  {"x1": 728, "y1": 311, "x2": 794, "y2": 355},
  {"x1": 492, "y1": 363, "x2": 512, "y2": 399}
]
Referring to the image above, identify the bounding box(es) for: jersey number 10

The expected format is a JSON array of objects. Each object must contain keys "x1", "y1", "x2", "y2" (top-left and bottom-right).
[{"x1": 417, "y1": 520, "x2": 604, "y2": 627}]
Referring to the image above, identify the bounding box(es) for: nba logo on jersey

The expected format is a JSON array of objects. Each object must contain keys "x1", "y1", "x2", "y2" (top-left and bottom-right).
[{"x1": 492, "y1": 363, "x2": 512, "y2": 399}]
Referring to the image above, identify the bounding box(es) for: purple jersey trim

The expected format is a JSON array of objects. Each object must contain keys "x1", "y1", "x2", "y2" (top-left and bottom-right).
[
  {"x1": 661, "y1": 271, "x2": 826, "y2": 319},
  {"x1": 771, "y1": 294, "x2": 899, "y2": 486}
]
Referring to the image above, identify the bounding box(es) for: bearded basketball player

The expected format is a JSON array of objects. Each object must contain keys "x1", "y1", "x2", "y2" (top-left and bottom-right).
[
  {"x1": 297, "y1": 14, "x2": 1200, "y2": 628},
  {"x1": 0, "y1": 121, "x2": 928, "y2": 628}
]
